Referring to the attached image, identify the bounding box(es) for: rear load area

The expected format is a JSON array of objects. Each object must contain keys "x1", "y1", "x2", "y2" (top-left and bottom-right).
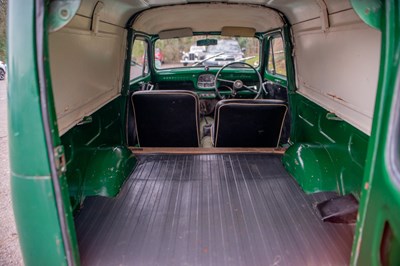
[
  {"x1": 75, "y1": 154, "x2": 353, "y2": 265},
  {"x1": 10, "y1": 1, "x2": 400, "y2": 265}
]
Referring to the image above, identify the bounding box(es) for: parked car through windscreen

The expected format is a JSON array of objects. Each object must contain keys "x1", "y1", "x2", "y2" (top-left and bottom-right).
[
  {"x1": 202, "y1": 39, "x2": 244, "y2": 66},
  {"x1": 181, "y1": 45, "x2": 206, "y2": 66}
]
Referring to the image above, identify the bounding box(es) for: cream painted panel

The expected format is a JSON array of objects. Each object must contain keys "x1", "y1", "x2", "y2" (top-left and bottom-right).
[
  {"x1": 324, "y1": 0, "x2": 352, "y2": 13},
  {"x1": 293, "y1": 9, "x2": 381, "y2": 135},
  {"x1": 49, "y1": 15, "x2": 126, "y2": 135},
  {"x1": 75, "y1": 0, "x2": 353, "y2": 29},
  {"x1": 132, "y1": 3, "x2": 283, "y2": 34}
]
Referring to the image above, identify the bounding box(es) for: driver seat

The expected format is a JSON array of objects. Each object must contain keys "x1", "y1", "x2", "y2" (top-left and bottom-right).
[{"x1": 213, "y1": 99, "x2": 288, "y2": 147}]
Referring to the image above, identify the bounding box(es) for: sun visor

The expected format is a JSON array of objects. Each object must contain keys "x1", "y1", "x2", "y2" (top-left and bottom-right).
[
  {"x1": 221, "y1": 27, "x2": 256, "y2": 37},
  {"x1": 158, "y1": 28, "x2": 193, "y2": 39}
]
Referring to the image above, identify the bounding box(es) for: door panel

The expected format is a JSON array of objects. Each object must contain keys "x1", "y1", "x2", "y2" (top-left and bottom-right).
[{"x1": 351, "y1": 1, "x2": 400, "y2": 265}]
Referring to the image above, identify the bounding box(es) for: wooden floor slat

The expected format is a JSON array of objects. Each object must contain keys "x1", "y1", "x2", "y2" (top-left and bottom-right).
[{"x1": 129, "y1": 147, "x2": 287, "y2": 155}]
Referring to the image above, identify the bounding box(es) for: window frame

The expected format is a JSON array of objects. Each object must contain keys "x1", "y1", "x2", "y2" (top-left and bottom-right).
[
  {"x1": 266, "y1": 33, "x2": 287, "y2": 78},
  {"x1": 130, "y1": 35, "x2": 150, "y2": 82}
]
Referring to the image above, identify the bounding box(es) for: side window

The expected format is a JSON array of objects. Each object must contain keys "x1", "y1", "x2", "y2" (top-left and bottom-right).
[
  {"x1": 267, "y1": 36, "x2": 286, "y2": 77},
  {"x1": 130, "y1": 38, "x2": 149, "y2": 81}
]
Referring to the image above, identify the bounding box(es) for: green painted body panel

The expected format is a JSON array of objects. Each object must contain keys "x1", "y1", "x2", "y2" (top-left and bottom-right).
[
  {"x1": 283, "y1": 94, "x2": 369, "y2": 196},
  {"x1": 351, "y1": 0, "x2": 382, "y2": 30},
  {"x1": 352, "y1": 1, "x2": 400, "y2": 265},
  {"x1": 80, "y1": 146, "x2": 135, "y2": 196},
  {"x1": 8, "y1": 0, "x2": 79, "y2": 264},
  {"x1": 264, "y1": 72, "x2": 287, "y2": 87},
  {"x1": 61, "y1": 97, "x2": 136, "y2": 211},
  {"x1": 8, "y1": 7, "x2": 50, "y2": 176},
  {"x1": 11, "y1": 176, "x2": 67, "y2": 265}
]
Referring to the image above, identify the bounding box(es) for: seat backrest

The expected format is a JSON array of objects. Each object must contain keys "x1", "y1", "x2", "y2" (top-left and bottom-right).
[
  {"x1": 213, "y1": 99, "x2": 288, "y2": 147},
  {"x1": 132, "y1": 90, "x2": 200, "y2": 147}
]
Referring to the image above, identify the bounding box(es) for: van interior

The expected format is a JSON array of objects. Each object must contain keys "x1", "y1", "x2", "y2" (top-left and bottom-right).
[{"x1": 25, "y1": 0, "x2": 399, "y2": 265}]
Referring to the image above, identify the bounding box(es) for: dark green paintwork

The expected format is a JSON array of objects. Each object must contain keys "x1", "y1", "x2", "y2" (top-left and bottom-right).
[
  {"x1": 48, "y1": 0, "x2": 81, "y2": 32},
  {"x1": 8, "y1": 0, "x2": 78, "y2": 265},
  {"x1": 352, "y1": 1, "x2": 400, "y2": 265},
  {"x1": 61, "y1": 97, "x2": 136, "y2": 211},
  {"x1": 152, "y1": 67, "x2": 260, "y2": 90},
  {"x1": 263, "y1": 72, "x2": 287, "y2": 87},
  {"x1": 283, "y1": 94, "x2": 369, "y2": 197},
  {"x1": 351, "y1": 0, "x2": 382, "y2": 30},
  {"x1": 80, "y1": 146, "x2": 135, "y2": 196},
  {"x1": 261, "y1": 28, "x2": 368, "y2": 196},
  {"x1": 11, "y1": 177, "x2": 67, "y2": 265}
]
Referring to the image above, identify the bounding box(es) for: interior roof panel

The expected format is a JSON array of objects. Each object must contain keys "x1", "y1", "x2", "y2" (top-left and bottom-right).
[{"x1": 75, "y1": 0, "x2": 354, "y2": 29}]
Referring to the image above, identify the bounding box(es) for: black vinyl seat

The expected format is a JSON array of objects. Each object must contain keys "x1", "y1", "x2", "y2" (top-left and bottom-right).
[
  {"x1": 131, "y1": 90, "x2": 200, "y2": 147},
  {"x1": 213, "y1": 99, "x2": 288, "y2": 147}
]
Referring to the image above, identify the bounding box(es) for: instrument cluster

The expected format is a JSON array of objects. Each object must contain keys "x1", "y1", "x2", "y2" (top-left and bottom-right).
[{"x1": 197, "y1": 74, "x2": 216, "y2": 89}]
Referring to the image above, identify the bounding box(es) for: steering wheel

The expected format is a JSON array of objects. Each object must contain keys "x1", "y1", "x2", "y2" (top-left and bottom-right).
[{"x1": 213, "y1": 62, "x2": 264, "y2": 99}]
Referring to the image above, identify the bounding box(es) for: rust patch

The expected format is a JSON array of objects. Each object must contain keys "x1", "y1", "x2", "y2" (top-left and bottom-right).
[{"x1": 327, "y1": 93, "x2": 347, "y2": 103}]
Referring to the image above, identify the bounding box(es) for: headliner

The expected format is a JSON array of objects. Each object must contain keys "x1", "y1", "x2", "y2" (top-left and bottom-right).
[
  {"x1": 75, "y1": 0, "x2": 352, "y2": 30},
  {"x1": 131, "y1": 3, "x2": 284, "y2": 34}
]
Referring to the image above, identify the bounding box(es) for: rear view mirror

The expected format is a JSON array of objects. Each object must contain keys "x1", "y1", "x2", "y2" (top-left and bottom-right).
[{"x1": 197, "y1": 39, "x2": 218, "y2": 46}]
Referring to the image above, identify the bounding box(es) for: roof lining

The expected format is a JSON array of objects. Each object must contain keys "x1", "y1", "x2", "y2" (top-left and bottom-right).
[{"x1": 130, "y1": 3, "x2": 284, "y2": 35}]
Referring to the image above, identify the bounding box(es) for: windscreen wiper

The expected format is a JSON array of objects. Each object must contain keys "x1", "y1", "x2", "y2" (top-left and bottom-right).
[
  {"x1": 231, "y1": 56, "x2": 256, "y2": 63},
  {"x1": 193, "y1": 52, "x2": 225, "y2": 66}
]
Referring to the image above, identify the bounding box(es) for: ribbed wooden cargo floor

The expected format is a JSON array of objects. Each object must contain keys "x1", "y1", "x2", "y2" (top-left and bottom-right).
[{"x1": 75, "y1": 154, "x2": 354, "y2": 266}]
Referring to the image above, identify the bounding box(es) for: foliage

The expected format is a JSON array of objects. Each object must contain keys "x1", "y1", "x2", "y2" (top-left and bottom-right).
[
  {"x1": 0, "y1": 0, "x2": 7, "y2": 61},
  {"x1": 245, "y1": 55, "x2": 260, "y2": 67},
  {"x1": 132, "y1": 40, "x2": 145, "y2": 62}
]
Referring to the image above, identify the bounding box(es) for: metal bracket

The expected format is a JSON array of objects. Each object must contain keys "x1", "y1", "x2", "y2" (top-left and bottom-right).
[
  {"x1": 316, "y1": 0, "x2": 330, "y2": 31},
  {"x1": 77, "y1": 115, "x2": 93, "y2": 125},
  {"x1": 326, "y1": 112, "x2": 343, "y2": 121},
  {"x1": 91, "y1": 1, "x2": 104, "y2": 34},
  {"x1": 48, "y1": 0, "x2": 81, "y2": 32},
  {"x1": 54, "y1": 145, "x2": 67, "y2": 174}
]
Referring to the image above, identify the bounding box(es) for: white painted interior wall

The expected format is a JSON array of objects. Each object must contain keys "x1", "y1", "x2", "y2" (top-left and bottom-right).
[
  {"x1": 292, "y1": 8, "x2": 381, "y2": 135},
  {"x1": 49, "y1": 15, "x2": 126, "y2": 135}
]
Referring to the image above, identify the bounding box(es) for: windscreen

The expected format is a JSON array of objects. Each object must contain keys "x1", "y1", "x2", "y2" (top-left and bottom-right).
[{"x1": 154, "y1": 35, "x2": 260, "y2": 69}]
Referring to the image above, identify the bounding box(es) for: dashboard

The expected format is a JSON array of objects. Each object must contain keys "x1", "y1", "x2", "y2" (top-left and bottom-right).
[{"x1": 153, "y1": 68, "x2": 259, "y2": 99}]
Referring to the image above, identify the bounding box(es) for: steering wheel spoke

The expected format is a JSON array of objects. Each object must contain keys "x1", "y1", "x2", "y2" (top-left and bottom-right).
[
  {"x1": 242, "y1": 85, "x2": 258, "y2": 93},
  {"x1": 216, "y1": 78, "x2": 235, "y2": 84}
]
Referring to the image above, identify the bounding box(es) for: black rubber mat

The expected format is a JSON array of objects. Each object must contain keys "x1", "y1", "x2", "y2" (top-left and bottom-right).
[{"x1": 75, "y1": 154, "x2": 354, "y2": 266}]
